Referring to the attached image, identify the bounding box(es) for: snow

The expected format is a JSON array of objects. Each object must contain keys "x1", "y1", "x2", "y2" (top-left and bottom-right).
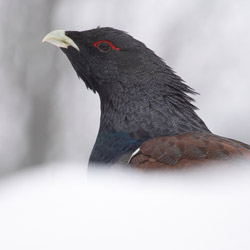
[{"x1": 1, "y1": 162, "x2": 250, "y2": 250}]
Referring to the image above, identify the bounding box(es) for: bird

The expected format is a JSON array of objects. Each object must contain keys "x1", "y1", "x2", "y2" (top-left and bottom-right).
[{"x1": 42, "y1": 27, "x2": 250, "y2": 169}]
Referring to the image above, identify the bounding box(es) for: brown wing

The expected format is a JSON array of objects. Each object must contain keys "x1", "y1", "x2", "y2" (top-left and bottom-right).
[{"x1": 129, "y1": 132, "x2": 250, "y2": 169}]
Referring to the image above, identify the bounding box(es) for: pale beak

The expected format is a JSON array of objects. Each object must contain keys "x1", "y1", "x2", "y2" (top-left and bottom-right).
[{"x1": 42, "y1": 29, "x2": 80, "y2": 51}]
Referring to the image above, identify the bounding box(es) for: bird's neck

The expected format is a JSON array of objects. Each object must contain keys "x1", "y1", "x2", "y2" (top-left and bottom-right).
[
  {"x1": 89, "y1": 65, "x2": 210, "y2": 164},
  {"x1": 89, "y1": 92, "x2": 210, "y2": 165}
]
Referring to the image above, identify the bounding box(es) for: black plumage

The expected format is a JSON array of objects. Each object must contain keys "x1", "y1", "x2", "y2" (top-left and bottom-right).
[{"x1": 43, "y1": 27, "x2": 250, "y2": 168}]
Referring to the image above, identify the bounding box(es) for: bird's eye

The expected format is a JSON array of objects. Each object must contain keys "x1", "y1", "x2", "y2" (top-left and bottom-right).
[
  {"x1": 93, "y1": 40, "x2": 120, "y2": 52},
  {"x1": 98, "y1": 42, "x2": 111, "y2": 52}
]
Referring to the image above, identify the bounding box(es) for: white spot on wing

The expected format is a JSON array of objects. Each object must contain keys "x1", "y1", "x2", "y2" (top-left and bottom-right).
[{"x1": 128, "y1": 147, "x2": 141, "y2": 164}]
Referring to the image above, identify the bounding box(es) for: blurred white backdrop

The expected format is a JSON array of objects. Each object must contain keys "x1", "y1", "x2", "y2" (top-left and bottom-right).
[
  {"x1": 1, "y1": 162, "x2": 250, "y2": 250},
  {"x1": 1, "y1": 1, "x2": 250, "y2": 249}
]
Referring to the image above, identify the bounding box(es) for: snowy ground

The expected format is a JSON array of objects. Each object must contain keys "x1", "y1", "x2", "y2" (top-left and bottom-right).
[{"x1": 0, "y1": 162, "x2": 250, "y2": 250}]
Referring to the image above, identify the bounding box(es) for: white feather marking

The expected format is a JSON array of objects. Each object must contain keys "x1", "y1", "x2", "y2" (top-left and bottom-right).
[{"x1": 128, "y1": 147, "x2": 141, "y2": 164}]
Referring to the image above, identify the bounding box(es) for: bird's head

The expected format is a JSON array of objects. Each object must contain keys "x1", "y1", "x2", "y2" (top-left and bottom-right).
[{"x1": 43, "y1": 27, "x2": 155, "y2": 96}]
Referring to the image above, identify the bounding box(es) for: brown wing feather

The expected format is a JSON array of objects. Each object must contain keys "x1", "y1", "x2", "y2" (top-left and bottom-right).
[{"x1": 130, "y1": 133, "x2": 250, "y2": 169}]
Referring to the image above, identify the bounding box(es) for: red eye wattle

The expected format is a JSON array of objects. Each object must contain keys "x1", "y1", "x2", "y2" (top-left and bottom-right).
[{"x1": 93, "y1": 40, "x2": 120, "y2": 52}]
